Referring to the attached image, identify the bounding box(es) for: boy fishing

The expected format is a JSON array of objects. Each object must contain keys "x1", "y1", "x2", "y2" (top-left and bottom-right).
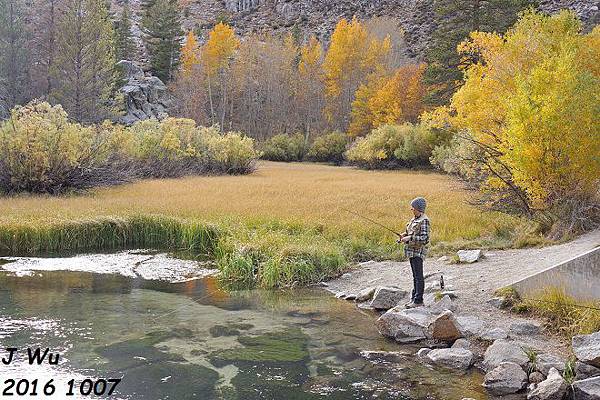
[{"x1": 397, "y1": 197, "x2": 430, "y2": 308}]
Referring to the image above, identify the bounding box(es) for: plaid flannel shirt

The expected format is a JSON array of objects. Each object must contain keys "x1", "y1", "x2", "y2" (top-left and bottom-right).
[{"x1": 403, "y1": 214, "x2": 430, "y2": 259}]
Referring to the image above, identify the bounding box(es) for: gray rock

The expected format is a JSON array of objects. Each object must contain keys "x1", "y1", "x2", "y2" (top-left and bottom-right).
[
  {"x1": 480, "y1": 327, "x2": 509, "y2": 341},
  {"x1": 437, "y1": 255, "x2": 449, "y2": 262},
  {"x1": 452, "y1": 338, "x2": 472, "y2": 350},
  {"x1": 426, "y1": 348, "x2": 474, "y2": 370},
  {"x1": 483, "y1": 362, "x2": 528, "y2": 395},
  {"x1": 370, "y1": 287, "x2": 408, "y2": 310},
  {"x1": 572, "y1": 376, "x2": 600, "y2": 400},
  {"x1": 356, "y1": 287, "x2": 376, "y2": 302},
  {"x1": 577, "y1": 361, "x2": 600, "y2": 380},
  {"x1": 529, "y1": 371, "x2": 546, "y2": 384},
  {"x1": 457, "y1": 249, "x2": 483, "y2": 263},
  {"x1": 487, "y1": 297, "x2": 507, "y2": 308},
  {"x1": 425, "y1": 310, "x2": 463, "y2": 342},
  {"x1": 344, "y1": 293, "x2": 357, "y2": 301},
  {"x1": 417, "y1": 348, "x2": 431, "y2": 359},
  {"x1": 117, "y1": 60, "x2": 174, "y2": 125},
  {"x1": 335, "y1": 291, "x2": 347, "y2": 299},
  {"x1": 527, "y1": 368, "x2": 568, "y2": 400},
  {"x1": 573, "y1": 332, "x2": 600, "y2": 367},
  {"x1": 456, "y1": 315, "x2": 487, "y2": 337},
  {"x1": 428, "y1": 295, "x2": 456, "y2": 314},
  {"x1": 341, "y1": 273, "x2": 352, "y2": 279},
  {"x1": 483, "y1": 339, "x2": 530, "y2": 371},
  {"x1": 536, "y1": 354, "x2": 565, "y2": 376},
  {"x1": 510, "y1": 321, "x2": 542, "y2": 335},
  {"x1": 376, "y1": 306, "x2": 432, "y2": 342}
]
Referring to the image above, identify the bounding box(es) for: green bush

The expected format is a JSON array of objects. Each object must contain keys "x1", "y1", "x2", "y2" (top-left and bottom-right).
[
  {"x1": 345, "y1": 123, "x2": 447, "y2": 169},
  {"x1": 0, "y1": 101, "x2": 126, "y2": 194},
  {"x1": 127, "y1": 118, "x2": 258, "y2": 177},
  {"x1": 261, "y1": 133, "x2": 306, "y2": 162},
  {"x1": 306, "y1": 131, "x2": 348, "y2": 164}
]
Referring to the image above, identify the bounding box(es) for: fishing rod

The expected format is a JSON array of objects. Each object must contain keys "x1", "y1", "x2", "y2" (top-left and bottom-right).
[{"x1": 340, "y1": 208, "x2": 403, "y2": 237}]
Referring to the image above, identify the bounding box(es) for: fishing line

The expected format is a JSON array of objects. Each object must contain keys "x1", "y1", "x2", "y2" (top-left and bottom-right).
[{"x1": 340, "y1": 208, "x2": 402, "y2": 237}]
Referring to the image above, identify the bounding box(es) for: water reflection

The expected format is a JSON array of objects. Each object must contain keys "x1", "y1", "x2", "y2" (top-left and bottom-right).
[{"x1": 0, "y1": 266, "x2": 487, "y2": 400}]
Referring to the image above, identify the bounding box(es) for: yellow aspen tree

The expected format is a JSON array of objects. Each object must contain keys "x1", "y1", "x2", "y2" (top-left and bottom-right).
[
  {"x1": 298, "y1": 36, "x2": 326, "y2": 141},
  {"x1": 201, "y1": 22, "x2": 240, "y2": 126},
  {"x1": 323, "y1": 17, "x2": 391, "y2": 131},
  {"x1": 180, "y1": 30, "x2": 200, "y2": 76}
]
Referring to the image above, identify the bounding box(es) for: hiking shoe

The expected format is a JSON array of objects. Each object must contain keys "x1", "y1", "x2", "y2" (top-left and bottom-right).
[{"x1": 405, "y1": 302, "x2": 424, "y2": 309}]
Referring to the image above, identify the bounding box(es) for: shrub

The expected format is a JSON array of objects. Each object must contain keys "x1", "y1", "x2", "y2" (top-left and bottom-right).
[
  {"x1": 306, "y1": 131, "x2": 348, "y2": 164},
  {"x1": 261, "y1": 133, "x2": 306, "y2": 162},
  {"x1": 127, "y1": 119, "x2": 259, "y2": 177},
  {"x1": 345, "y1": 123, "x2": 446, "y2": 169},
  {"x1": 0, "y1": 101, "x2": 127, "y2": 194}
]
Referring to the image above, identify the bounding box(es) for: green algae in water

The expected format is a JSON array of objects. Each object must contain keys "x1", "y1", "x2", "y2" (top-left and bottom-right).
[{"x1": 211, "y1": 328, "x2": 309, "y2": 364}]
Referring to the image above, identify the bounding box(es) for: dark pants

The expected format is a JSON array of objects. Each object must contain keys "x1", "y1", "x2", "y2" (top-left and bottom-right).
[{"x1": 409, "y1": 256, "x2": 424, "y2": 304}]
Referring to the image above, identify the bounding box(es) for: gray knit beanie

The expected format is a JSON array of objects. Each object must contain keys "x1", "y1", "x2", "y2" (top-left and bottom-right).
[{"x1": 410, "y1": 197, "x2": 427, "y2": 212}]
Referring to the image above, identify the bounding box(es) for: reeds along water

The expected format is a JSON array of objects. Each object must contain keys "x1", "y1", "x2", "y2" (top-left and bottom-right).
[{"x1": 0, "y1": 215, "x2": 221, "y2": 257}]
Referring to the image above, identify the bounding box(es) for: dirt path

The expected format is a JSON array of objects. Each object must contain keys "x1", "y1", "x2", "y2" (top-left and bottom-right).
[{"x1": 325, "y1": 229, "x2": 600, "y2": 357}]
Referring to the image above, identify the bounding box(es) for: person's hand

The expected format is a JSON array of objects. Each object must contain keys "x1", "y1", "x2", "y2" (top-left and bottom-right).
[{"x1": 401, "y1": 236, "x2": 411, "y2": 243}]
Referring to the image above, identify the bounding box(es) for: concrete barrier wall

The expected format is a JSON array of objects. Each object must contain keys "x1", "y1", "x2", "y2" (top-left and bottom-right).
[{"x1": 511, "y1": 246, "x2": 600, "y2": 302}]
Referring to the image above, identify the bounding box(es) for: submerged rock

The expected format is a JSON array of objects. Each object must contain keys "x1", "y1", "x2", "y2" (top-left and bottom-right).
[
  {"x1": 426, "y1": 348, "x2": 474, "y2": 370},
  {"x1": 483, "y1": 339, "x2": 529, "y2": 371},
  {"x1": 527, "y1": 368, "x2": 568, "y2": 400},
  {"x1": 573, "y1": 332, "x2": 600, "y2": 367},
  {"x1": 483, "y1": 362, "x2": 527, "y2": 395},
  {"x1": 369, "y1": 287, "x2": 408, "y2": 310},
  {"x1": 425, "y1": 310, "x2": 462, "y2": 342},
  {"x1": 457, "y1": 249, "x2": 483, "y2": 263},
  {"x1": 572, "y1": 376, "x2": 600, "y2": 400}
]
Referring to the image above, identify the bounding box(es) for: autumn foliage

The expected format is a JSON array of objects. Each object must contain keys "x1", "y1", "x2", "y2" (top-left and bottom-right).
[{"x1": 429, "y1": 10, "x2": 600, "y2": 235}]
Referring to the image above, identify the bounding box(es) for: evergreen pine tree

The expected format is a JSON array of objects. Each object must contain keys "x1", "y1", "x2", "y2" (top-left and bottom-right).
[
  {"x1": 50, "y1": 0, "x2": 116, "y2": 123},
  {"x1": 142, "y1": 0, "x2": 182, "y2": 82},
  {"x1": 0, "y1": 0, "x2": 30, "y2": 116},
  {"x1": 424, "y1": 0, "x2": 536, "y2": 106},
  {"x1": 115, "y1": 2, "x2": 136, "y2": 61}
]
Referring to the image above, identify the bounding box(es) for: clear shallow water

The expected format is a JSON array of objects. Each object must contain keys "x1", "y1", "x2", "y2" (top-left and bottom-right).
[{"x1": 0, "y1": 254, "x2": 487, "y2": 399}]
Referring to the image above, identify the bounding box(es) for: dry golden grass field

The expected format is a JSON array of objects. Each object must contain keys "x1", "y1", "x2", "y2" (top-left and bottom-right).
[{"x1": 0, "y1": 162, "x2": 527, "y2": 288}]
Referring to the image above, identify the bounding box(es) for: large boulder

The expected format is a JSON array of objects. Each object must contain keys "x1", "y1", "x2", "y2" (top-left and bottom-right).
[
  {"x1": 483, "y1": 339, "x2": 529, "y2": 371},
  {"x1": 426, "y1": 348, "x2": 474, "y2": 370},
  {"x1": 577, "y1": 362, "x2": 600, "y2": 380},
  {"x1": 117, "y1": 60, "x2": 174, "y2": 125},
  {"x1": 483, "y1": 362, "x2": 528, "y2": 395},
  {"x1": 456, "y1": 315, "x2": 487, "y2": 337},
  {"x1": 376, "y1": 307, "x2": 432, "y2": 342},
  {"x1": 527, "y1": 368, "x2": 568, "y2": 400},
  {"x1": 572, "y1": 376, "x2": 600, "y2": 400},
  {"x1": 457, "y1": 249, "x2": 483, "y2": 263},
  {"x1": 369, "y1": 287, "x2": 408, "y2": 310},
  {"x1": 573, "y1": 332, "x2": 600, "y2": 367},
  {"x1": 425, "y1": 310, "x2": 463, "y2": 342},
  {"x1": 427, "y1": 295, "x2": 456, "y2": 314}
]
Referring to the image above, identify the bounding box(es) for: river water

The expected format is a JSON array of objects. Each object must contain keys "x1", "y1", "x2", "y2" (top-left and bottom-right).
[{"x1": 0, "y1": 251, "x2": 486, "y2": 399}]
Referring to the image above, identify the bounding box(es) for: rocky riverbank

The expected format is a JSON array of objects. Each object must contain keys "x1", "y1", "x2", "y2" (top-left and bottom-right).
[{"x1": 321, "y1": 229, "x2": 600, "y2": 399}]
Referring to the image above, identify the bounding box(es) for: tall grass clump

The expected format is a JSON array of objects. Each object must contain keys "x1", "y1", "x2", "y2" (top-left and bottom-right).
[
  {"x1": 0, "y1": 215, "x2": 220, "y2": 257},
  {"x1": 521, "y1": 287, "x2": 600, "y2": 338}
]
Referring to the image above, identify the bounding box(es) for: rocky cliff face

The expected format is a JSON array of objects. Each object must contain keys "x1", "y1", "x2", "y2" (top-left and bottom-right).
[
  {"x1": 113, "y1": 0, "x2": 598, "y2": 63},
  {"x1": 183, "y1": 0, "x2": 597, "y2": 58}
]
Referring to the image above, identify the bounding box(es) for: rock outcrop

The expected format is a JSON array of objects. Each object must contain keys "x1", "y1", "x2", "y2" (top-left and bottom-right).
[{"x1": 117, "y1": 60, "x2": 174, "y2": 125}]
